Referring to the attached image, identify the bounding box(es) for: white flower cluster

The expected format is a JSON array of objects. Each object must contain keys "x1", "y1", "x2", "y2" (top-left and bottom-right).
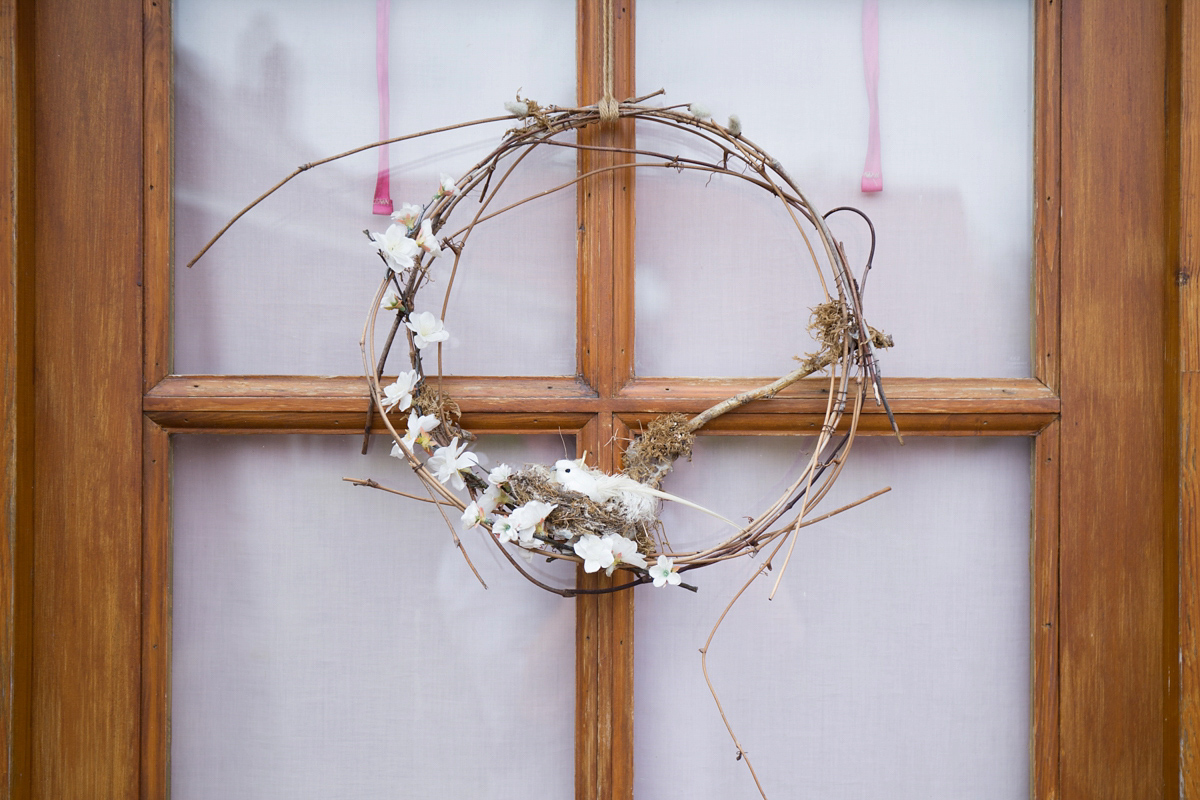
[
  {"x1": 369, "y1": 174, "x2": 457, "y2": 272},
  {"x1": 372, "y1": 174, "x2": 680, "y2": 586}
]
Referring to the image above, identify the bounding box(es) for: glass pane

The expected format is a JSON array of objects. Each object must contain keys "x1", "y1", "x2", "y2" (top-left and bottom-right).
[
  {"x1": 636, "y1": 0, "x2": 1032, "y2": 378},
  {"x1": 635, "y1": 436, "x2": 1030, "y2": 798},
  {"x1": 174, "y1": 0, "x2": 577, "y2": 376},
  {"x1": 171, "y1": 434, "x2": 577, "y2": 798}
]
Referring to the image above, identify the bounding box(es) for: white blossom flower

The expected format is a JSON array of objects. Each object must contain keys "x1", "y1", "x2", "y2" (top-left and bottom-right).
[
  {"x1": 392, "y1": 202, "x2": 422, "y2": 230},
  {"x1": 405, "y1": 311, "x2": 449, "y2": 350},
  {"x1": 504, "y1": 99, "x2": 530, "y2": 118},
  {"x1": 370, "y1": 223, "x2": 421, "y2": 271},
  {"x1": 437, "y1": 173, "x2": 459, "y2": 197},
  {"x1": 688, "y1": 102, "x2": 711, "y2": 119},
  {"x1": 381, "y1": 292, "x2": 402, "y2": 311},
  {"x1": 478, "y1": 486, "x2": 503, "y2": 514},
  {"x1": 488, "y1": 464, "x2": 513, "y2": 486},
  {"x1": 381, "y1": 369, "x2": 419, "y2": 412},
  {"x1": 426, "y1": 437, "x2": 480, "y2": 491},
  {"x1": 573, "y1": 534, "x2": 615, "y2": 574},
  {"x1": 400, "y1": 410, "x2": 440, "y2": 452},
  {"x1": 492, "y1": 515, "x2": 518, "y2": 543},
  {"x1": 727, "y1": 114, "x2": 742, "y2": 136},
  {"x1": 415, "y1": 218, "x2": 441, "y2": 257},
  {"x1": 649, "y1": 555, "x2": 682, "y2": 588},
  {"x1": 461, "y1": 501, "x2": 490, "y2": 531},
  {"x1": 508, "y1": 500, "x2": 557, "y2": 544},
  {"x1": 605, "y1": 534, "x2": 648, "y2": 575},
  {"x1": 482, "y1": 483, "x2": 508, "y2": 511}
]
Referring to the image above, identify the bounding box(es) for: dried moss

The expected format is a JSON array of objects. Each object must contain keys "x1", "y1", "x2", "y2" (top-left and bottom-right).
[
  {"x1": 622, "y1": 413, "x2": 694, "y2": 489},
  {"x1": 798, "y1": 300, "x2": 893, "y2": 373},
  {"x1": 413, "y1": 383, "x2": 474, "y2": 441}
]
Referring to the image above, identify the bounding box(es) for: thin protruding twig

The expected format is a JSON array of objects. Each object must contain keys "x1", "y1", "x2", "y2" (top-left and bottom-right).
[
  {"x1": 343, "y1": 476, "x2": 457, "y2": 506},
  {"x1": 186, "y1": 114, "x2": 518, "y2": 269}
]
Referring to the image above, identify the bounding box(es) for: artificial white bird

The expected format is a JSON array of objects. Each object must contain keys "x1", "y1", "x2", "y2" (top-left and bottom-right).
[{"x1": 551, "y1": 458, "x2": 742, "y2": 531}]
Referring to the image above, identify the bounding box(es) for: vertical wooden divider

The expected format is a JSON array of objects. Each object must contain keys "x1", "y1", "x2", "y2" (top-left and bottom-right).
[
  {"x1": 141, "y1": 421, "x2": 170, "y2": 800},
  {"x1": 142, "y1": 1, "x2": 172, "y2": 796},
  {"x1": 1, "y1": 1, "x2": 34, "y2": 797},
  {"x1": 1178, "y1": 0, "x2": 1200, "y2": 793},
  {"x1": 1032, "y1": 1, "x2": 1062, "y2": 796},
  {"x1": 31, "y1": 0, "x2": 146, "y2": 796},
  {"x1": 1059, "y1": 2, "x2": 1172, "y2": 796},
  {"x1": 1032, "y1": 422, "x2": 1061, "y2": 800},
  {"x1": 576, "y1": 1, "x2": 636, "y2": 798}
]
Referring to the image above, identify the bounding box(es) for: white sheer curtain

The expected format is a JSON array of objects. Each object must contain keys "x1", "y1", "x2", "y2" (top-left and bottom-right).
[
  {"x1": 636, "y1": 0, "x2": 1033, "y2": 378},
  {"x1": 173, "y1": 0, "x2": 578, "y2": 376},
  {"x1": 171, "y1": 434, "x2": 578, "y2": 799},
  {"x1": 172, "y1": 2, "x2": 1035, "y2": 798},
  {"x1": 635, "y1": 436, "x2": 1030, "y2": 798}
]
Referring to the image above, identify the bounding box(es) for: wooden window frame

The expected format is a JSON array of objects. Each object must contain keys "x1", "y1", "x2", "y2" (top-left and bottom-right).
[{"x1": 1, "y1": 0, "x2": 1192, "y2": 797}]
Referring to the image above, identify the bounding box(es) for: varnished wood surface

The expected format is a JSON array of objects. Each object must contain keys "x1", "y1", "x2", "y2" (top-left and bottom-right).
[
  {"x1": 140, "y1": 422, "x2": 170, "y2": 800},
  {"x1": 141, "y1": 3, "x2": 172, "y2": 791},
  {"x1": 1183, "y1": 374, "x2": 1200, "y2": 799},
  {"x1": 1177, "y1": 0, "x2": 1200, "y2": 794},
  {"x1": 30, "y1": 0, "x2": 145, "y2": 797},
  {"x1": 1035, "y1": 0, "x2": 1062, "y2": 397},
  {"x1": 575, "y1": 1, "x2": 637, "y2": 798},
  {"x1": 1, "y1": 1, "x2": 34, "y2": 797},
  {"x1": 1060, "y1": 2, "x2": 1170, "y2": 796},
  {"x1": 8, "y1": 1, "x2": 1187, "y2": 798},
  {"x1": 145, "y1": 374, "x2": 597, "y2": 406},
  {"x1": 143, "y1": 0, "x2": 171, "y2": 389},
  {"x1": 147, "y1": 411, "x2": 595, "y2": 436},
  {"x1": 1032, "y1": 3, "x2": 1062, "y2": 794},
  {"x1": 1033, "y1": 421, "x2": 1061, "y2": 800},
  {"x1": 145, "y1": 376, "x2": 1058, "y2": 435}
]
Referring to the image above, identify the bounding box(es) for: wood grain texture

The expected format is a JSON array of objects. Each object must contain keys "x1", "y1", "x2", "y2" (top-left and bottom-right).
[
  {"x1": 143, "y1": 0, "x2": 171, "y2": 388},
  {"x1": 1060, "y1": 2, "x2": 1169, "y2": 797},
  {"x1": 12, "y1": 0, "x2": 1188, "y2": 798},
  {"x1": 1033, "y1": 420, "x2": 1061, "y2": 800},
  {"x1": 577, "y1": 1, "x2": 614, "y2": 397},
  {"x1": 145, "y1": 374, "x2": 597, "y2": 406},
  {"x1": 147, "y1": 411, "x2": 595, "y2": 435},
  {"x1": 1164, "y1": 0, "x2": 1183, "y2": 793},
  {"x1": 1032, "y1": 8, "x2": 1063, "y2": 787},
  {"x1": 1035, "y1": 0, "x2": 1062, "y2": 395},
  {"x1": 1182, "y1": 0, "x2": 1200, "y2": 375},
  {"x1": 30, "y1": 0, "x2": 144, "y2": 796},
  {"x1": 145, "y1": 376, "x2": 1058, "y2": 435},
  {"x1": 573, "y1": 414, "x2": 636, "y2": 800},
  {"x1": 1184, "y1": 373, "x2": 1200, "y2": 799},
  {"x1": 575, "y1": 2, "x2": 636, "y2": 797},
  {"x1": 146, "y1": 374, "x2": 1051, "y2": 407},
  {"x1": 1, "y1": 1, "x2": 34, "y2": 797},
  {"x1": 140, "y1": 421, "x2": 170, "y2": 800},
  {"x1": 1178, "y1": 0, "x2": 1200, "y2": 793}
]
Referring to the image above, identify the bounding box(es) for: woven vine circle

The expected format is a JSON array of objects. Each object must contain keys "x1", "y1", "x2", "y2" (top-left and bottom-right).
[{"x1": 354, "y1": 94, "x2": 898, "y2": 597}]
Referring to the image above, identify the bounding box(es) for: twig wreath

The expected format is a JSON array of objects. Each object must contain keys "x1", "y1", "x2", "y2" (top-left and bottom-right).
[{"x1": 189, "y1": 89, "x2": 901, "y2": 798}]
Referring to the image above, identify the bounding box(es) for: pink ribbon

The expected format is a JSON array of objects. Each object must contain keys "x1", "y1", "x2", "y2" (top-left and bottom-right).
[
  {"x1": 861, "y1": 0, "x2": 883, "y2": 193},
  {"x1": 372, "y1": 0, "x2": 393, "y2": 215}
]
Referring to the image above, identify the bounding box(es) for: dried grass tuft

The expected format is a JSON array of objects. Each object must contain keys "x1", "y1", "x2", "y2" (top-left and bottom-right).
[
  {"x1": 622, "y1": 413, "x2": 694, "y2": 489},
  {"x1": 414, "y1": 383, "x2": 474, "y2": 441}
]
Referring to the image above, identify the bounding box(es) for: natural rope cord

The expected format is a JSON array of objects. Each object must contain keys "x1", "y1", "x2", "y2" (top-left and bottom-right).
[{"x1": 598, "y1": 0, "x2": 619, "y2": 123}]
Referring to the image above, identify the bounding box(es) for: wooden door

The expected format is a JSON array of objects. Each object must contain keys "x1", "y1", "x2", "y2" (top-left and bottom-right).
[{"x1": 0, "y1": 1, "x2": 1188, "y2": 798}]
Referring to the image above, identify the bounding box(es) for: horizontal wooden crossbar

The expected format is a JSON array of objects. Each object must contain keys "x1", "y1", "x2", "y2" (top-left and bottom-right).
[{"x1": 144, "y1": 375, "x2": 1058, "y2": 435}]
